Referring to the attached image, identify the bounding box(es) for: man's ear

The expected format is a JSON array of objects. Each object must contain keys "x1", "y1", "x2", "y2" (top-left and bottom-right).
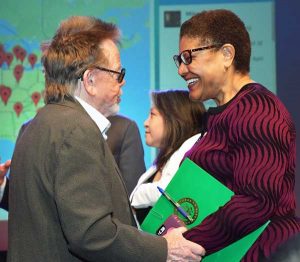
[{"x1": 82, "y1": 69, "x2": 96, "y2": 96}]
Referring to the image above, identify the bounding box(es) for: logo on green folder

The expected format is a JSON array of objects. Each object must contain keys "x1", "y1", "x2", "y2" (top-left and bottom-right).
[{"x1": 175, "y1": 197, "x2": 199, "y2": 225}]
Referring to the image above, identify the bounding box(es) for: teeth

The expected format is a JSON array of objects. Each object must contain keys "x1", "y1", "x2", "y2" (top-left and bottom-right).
[{"x1": 186, "y1": 78, "x2": 198, "y2": 85}]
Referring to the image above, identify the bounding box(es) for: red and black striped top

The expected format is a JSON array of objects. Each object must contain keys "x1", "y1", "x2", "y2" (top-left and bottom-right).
[{"x1": 183, "y1": 83, "x2": 300, "y2": 261}]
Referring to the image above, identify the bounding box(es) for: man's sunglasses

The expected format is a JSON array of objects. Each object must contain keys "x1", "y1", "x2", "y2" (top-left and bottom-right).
[{"x1": 80, "y1": 66, "x2": 125, "y2": 83}]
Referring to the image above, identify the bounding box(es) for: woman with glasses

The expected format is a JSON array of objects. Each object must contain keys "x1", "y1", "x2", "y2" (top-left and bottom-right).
[
  {"x1": 174, "y1": 9, "x2": 300, "y2": 261},
  {"x1": 130, "y1": 90, "x2": 205, "y2": 225}
]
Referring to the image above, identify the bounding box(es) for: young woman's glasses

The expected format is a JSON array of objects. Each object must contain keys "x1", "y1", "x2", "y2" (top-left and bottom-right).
[{"x1": 173, "y1": 45, "x2": 220, "y2": 68}]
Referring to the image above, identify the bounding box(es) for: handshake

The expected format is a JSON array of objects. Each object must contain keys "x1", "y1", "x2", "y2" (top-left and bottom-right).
[{"x1": 163, "y1": 226, "x2": 206, "y2": 262}]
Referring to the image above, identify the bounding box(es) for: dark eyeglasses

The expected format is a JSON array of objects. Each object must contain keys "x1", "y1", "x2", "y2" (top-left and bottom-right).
[
  {"x1": 173, "y1": 44, "x2": 221, "y2": 68},
  {"x1": 95, "y1": 66, "x2": 125, "y2": 83},
  {"x1": 80, "y1": 66, "x2": 125, "y2": 83}
]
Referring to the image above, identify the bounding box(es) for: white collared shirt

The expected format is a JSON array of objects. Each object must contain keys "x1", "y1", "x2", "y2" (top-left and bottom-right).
[{"x1": 75, "y1": 96, "x2": 111, "y2": 139}]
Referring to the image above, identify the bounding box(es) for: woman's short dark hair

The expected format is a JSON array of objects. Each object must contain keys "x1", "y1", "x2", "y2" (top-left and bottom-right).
[
  {"x1": 180, "y1": 9, "x2": 251, "y2": 74},
  {"x1": 152, "y1": 90, "x2": 205, "y2": 170}
]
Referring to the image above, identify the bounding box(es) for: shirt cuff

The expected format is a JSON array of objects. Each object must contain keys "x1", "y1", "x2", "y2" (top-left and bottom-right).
[{"x1": 0, "y1": 176, "x2": 7, "y2": 202}]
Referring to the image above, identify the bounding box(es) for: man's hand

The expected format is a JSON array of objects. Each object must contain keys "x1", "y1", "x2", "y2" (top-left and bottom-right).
[
  {"x1": 163, "y1": 227, "x2": 206, "y2": 261},
  {"x1": 0, "y1": 159, "x2": 11, "y2": 185}
]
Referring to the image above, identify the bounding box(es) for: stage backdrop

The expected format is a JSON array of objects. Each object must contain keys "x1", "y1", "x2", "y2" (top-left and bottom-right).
[{"x1": 0, "y1": 0, "x2": 299, "y2": 223}]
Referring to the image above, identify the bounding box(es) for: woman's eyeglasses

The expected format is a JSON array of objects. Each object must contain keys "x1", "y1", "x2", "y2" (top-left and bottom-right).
[{"x1": 173, "y1": 45, "x2": 221, "y2": 68}]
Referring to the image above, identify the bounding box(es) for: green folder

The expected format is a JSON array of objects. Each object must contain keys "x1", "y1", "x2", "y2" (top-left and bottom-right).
[{"x1": 141, "y1": 158, "x2": 269, "y2": 262}]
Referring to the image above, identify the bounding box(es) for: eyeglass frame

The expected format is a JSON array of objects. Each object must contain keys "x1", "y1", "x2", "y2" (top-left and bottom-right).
[
  {"x1": 173, "y1": 44, "x2": 222, "y2": 68},
  {"x1": 80, "y1": 66, "x2": 126, "y2": 83}
]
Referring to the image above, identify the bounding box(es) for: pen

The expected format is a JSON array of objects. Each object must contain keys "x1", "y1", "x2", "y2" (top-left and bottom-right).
[{"x1": 157, "y1": 186, "x2": 193, "y2": 223}]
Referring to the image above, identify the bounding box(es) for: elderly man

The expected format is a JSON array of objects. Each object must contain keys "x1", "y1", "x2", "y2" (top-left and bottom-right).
[{"x1": 7, "y1": 16, "x2": 205, "y2": 262}]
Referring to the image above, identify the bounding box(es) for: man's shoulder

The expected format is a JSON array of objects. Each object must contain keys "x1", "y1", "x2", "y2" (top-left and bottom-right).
[
  {"x1": 32, "y1": 100, "x2": 100, "y2": 140},
  {"x1": 107, "y1": 115, "x2": 140, "y2": 137},
  {"x1": 43, "y1": 100, "x2": 92, "y2": 124},
  {"x1": 107, "y1": 114, "x2": 136, "y2": 128},
  {"x1": 106, "y1": 115, "x2": 141, "y2": 153}
]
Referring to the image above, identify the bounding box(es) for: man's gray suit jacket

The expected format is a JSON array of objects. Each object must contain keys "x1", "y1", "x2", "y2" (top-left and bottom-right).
[
  {"x1": 107, "y1": 115, "x2": 146, "y2": 194},
  {"x1": 8, "y1": 98, "x2": 166, "y2": 262}
]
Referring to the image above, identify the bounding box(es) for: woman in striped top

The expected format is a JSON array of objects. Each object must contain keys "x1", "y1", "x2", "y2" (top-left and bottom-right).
[{"x1": 173, "y1": 9, "x2": 300, "y2": 261}]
